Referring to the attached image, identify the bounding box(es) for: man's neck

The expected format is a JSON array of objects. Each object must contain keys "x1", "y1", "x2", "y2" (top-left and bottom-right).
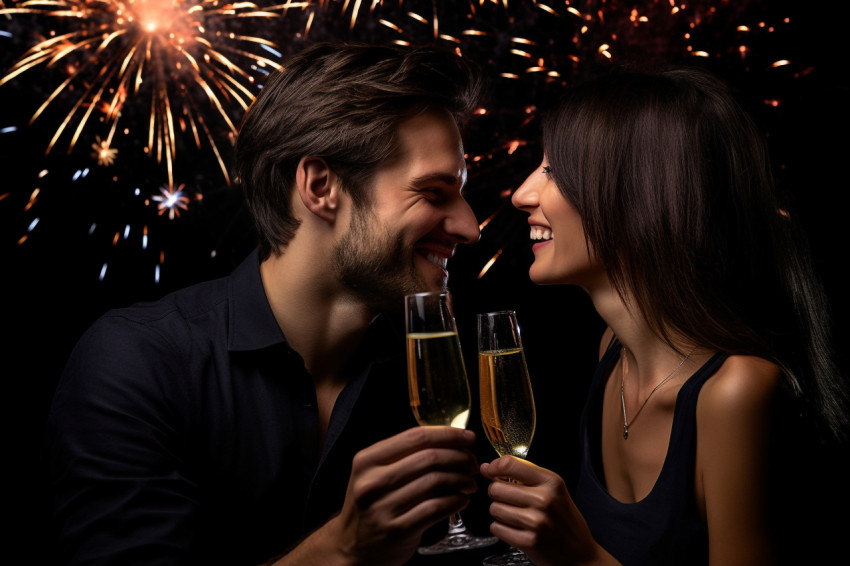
[{"x1": 259, "y1": 247, "x2": 375, "y2": 382}]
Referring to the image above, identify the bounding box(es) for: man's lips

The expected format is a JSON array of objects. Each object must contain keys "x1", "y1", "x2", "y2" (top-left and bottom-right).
[
  {"x1": 423, "y1": 251, "x2": 448, "y2": 270},
  {"x1": 415, "y1": 244, "x2": 454, "y2": 271}
]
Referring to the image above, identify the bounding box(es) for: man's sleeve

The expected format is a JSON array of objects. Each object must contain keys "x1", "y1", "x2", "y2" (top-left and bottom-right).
[{"x1": 45, "y1": 314, "x2": 198, "y2": 565}]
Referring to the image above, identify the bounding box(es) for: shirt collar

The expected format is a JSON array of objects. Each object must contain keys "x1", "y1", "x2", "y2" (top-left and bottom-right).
[
  {"x1": 227, "y1": 248, "x2": 287, "y2": 352},
  {"x1": 225, "y1": 248, "x2": 406, "y2": 358}
]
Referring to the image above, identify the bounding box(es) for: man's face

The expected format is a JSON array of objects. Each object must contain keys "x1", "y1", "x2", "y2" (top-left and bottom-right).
[{"x1": 333, "y1": 108, "x2": 479, "y2": 312}]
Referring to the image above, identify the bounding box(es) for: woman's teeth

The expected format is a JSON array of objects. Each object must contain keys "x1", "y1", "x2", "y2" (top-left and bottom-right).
[
  {"x1": 425, "y1": 252, "x2": 448, "y2": 270},
  {"x1": 530, "y1": 227, "x2": 552, "y2": 241}
]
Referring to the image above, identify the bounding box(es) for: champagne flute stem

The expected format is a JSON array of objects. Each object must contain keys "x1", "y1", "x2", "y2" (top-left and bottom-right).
[{"x1": 446, "y1": 512, "x2": 467, "y2": 535}]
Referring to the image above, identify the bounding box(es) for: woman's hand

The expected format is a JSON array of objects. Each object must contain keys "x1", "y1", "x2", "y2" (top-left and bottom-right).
[{"x1": 481, "y1": 456, "x2": 617, "y2": 566}]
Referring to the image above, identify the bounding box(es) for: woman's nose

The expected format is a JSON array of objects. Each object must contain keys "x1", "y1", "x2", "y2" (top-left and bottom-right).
[{"x1": 511, "y1": 172, "x2": 538, "y2": 211}]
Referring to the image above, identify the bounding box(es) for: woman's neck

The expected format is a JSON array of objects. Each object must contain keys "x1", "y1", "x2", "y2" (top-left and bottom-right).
[{"x1": 589, "y1": 282, "x2": 699, "y2": 389}]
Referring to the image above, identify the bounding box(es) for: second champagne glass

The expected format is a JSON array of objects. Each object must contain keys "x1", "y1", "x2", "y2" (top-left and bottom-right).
[
  {"x1": 405, "y1": 291, "x2": 499, "y2": 555},
  {"x1": 478, "y1": 310, "x2": 537, "y2": 566}
]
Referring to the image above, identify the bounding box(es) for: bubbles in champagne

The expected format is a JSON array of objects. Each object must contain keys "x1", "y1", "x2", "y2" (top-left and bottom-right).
[{"x1": 479, "y1": 348, "x2": 536, "y2": 458}]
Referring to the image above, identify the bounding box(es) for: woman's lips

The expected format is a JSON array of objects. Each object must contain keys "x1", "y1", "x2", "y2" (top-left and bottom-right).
[
  {"x1": 530, "y1": 226, "x2": 552, "y2": 240},
  {"x1": 529, "y1": 225, "x2": 552, "y2": 252},
  {"x1": 532, "y1": 240, "x2": 553, "y2": 252}
]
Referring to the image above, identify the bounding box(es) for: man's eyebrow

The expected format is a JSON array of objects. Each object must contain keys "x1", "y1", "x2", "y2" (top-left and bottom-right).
[{"x1": 411, "y1": 173, "x2": 463, "y2": 187}]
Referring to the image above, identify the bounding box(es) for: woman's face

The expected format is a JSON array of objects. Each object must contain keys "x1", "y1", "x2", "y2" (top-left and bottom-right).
[{"x1": 511, "y1": 156, "x2": 603, "y2": 288}]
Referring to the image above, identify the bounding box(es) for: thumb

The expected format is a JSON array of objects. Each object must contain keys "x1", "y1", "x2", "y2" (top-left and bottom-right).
[
  {"x1": 481, "y1": 455, "x2": 526, "y2": 479},
  {"x1": 482, "y1": 456, "x2": 554, "y2": 485}
]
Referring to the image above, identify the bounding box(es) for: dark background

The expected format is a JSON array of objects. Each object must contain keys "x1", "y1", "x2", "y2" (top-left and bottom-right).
[{"x1": 2, "y1": 0, "x2": 847, "y2": 560}]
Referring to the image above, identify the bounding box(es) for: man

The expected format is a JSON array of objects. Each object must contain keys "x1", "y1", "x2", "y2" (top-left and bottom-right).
[{"x1": 46, "y1": 42, "x2": 486, "y2": 565}]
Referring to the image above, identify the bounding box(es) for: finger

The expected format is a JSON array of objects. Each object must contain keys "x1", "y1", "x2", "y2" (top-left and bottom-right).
[
  {"x1": 392, "y1": 491, "x2": 472, "y2": 536},
  {"x1": 351, "y1": 447, "x2": 478, "y2": 508},
  {"x1": 488, "y1": 499, "x2": 541, "y2": 530},
  {"x1": 379, "y1": 446, "x2": 479, "y2": 488},
  {"x1": 481, "y1": 456, "x2": 550, "y2": 485},
  {"x1": 487, "y1": 478, "x2": 535, "y2": 508},
  {"x1": 488, "y1": 520, "x2": 536, "y2": 552},
  {"x1": 383, "y1": 468, "x2": 478, "y2": 517},
  {"x1": 480, "y1": 455, "x2": 526, "y2": 480},
  {"x1": 358, "y1": 426, "x2": 476, "y2": 469},
  {"x1": 352, "y1": 465, "x2": 478, "y2": 541}
]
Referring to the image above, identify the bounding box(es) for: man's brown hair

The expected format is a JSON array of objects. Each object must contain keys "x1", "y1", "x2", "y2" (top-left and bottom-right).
[{"x1": 235, "y1": 42, "x2": 484, "y2": 260}]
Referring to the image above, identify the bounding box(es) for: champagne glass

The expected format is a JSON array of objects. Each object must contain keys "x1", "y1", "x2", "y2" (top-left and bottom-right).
[
  {"x1": 477, "y1": 310, "x2": 537, "y2": 566},
  {"x1": 405, "y1": 291, "x2": 499, "y2": 554}
]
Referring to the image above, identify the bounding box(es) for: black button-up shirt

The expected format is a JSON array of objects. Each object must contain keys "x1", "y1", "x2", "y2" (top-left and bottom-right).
[{"x1": 45, "y1": 249, "x2": 416, "y2": 565}]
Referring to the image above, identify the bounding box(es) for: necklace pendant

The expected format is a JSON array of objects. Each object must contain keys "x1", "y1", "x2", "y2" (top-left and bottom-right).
[{"x1": 623, "y1": 425, "x2": 629, "y2": 440}]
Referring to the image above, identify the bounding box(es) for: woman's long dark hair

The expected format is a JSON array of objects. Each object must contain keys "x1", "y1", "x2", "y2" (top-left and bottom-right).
[{"x1": 542, "y1": 66, "x2": 848, "y2": 444}]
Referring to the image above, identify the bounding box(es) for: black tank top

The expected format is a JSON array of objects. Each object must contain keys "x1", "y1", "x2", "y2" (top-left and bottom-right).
[{"x1": 575, "y1": 341, "x2": 728, "y2": 566}]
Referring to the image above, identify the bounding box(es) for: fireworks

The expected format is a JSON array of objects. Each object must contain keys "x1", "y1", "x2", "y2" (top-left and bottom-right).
[
  {"x1": 152, "y1": 182, "x2": 194, "y2": 219},
  {"x1": 0, "y1": 0, "x2": 287, "y2": 187},
  {"x1": 91, "y1": 136, "x2": 118, "y2": 165},
  {"x1": 0, "y1": 0, "x2": 800, "y2": 286}
]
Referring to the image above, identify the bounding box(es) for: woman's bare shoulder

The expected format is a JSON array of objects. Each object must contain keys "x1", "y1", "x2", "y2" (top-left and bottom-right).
[{"x1": 698, "y1": 354, "x2": 781, "y2": 423}]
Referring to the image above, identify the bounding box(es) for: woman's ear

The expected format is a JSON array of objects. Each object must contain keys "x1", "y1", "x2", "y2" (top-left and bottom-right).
[{"x1": 295, "y1": 156, "x2": 338, "y2": 223}]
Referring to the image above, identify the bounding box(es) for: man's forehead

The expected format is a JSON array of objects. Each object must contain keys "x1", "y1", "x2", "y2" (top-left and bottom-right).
[{"x1": 380, "y1": 111, "x2": 465, "y2": 176}]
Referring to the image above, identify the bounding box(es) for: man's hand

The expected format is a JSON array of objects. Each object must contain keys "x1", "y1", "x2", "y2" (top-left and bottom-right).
[{"x1": 273, "y1": 426, "x2": 479, "y2": 566}]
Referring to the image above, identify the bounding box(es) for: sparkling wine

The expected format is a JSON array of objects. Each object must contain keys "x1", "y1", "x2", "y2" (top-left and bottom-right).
[
  {"x1": 406, "y1": 331, "x2": 471, "y2": 428},
  {"x1": 479, "y1": 348, "x2": 536, "y2": 458}
]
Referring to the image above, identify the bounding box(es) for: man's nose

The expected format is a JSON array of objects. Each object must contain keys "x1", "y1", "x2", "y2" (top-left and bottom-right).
[{"x1": 445, "y1": 198, "x2": 480, "y2": 244}]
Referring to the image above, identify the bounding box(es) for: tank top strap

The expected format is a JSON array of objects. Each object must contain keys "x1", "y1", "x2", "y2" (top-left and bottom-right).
[
  {"x1": 677, "y1": 351, "x2": 730, "y2": 403},
  {"x1": 666, "y1": 351, "x2": 730, "y2": 457}
]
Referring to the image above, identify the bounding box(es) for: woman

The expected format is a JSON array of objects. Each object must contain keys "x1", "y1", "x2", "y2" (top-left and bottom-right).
[{"x1": 480, "y1": 66, "x2": 849, "y2": 565}]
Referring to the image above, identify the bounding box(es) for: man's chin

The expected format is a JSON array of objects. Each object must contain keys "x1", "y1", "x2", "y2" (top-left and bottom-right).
[
  {"x1": 359, "y1": 280, "x2": 435, "y2": 313},
  {"x1": 427, "y1": 280, "x2": 449, "y2": 294},
  {"x1": 343, "y1": 266, "x2": 447, "y2": 312},
  {"x1": 412, "y1": 271, "x2": 448, "y2": 295}
]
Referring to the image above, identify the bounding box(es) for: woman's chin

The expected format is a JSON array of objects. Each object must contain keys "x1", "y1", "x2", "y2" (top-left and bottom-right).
[{"x1": 528, "y1": 266, "x2": 561, "y2": 286}]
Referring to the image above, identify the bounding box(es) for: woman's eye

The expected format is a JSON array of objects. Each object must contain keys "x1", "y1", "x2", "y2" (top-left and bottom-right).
[{"x1": 541, "y1": 166, "x2": 551, "y2": 175}]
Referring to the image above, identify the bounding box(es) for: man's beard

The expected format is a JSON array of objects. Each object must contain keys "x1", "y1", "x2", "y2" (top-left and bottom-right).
[{"x1": 333, "y1": 211, "x2": 441, "y2": 313}]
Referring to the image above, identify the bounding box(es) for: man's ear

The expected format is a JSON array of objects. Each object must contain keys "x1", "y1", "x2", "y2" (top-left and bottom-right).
[{"x1": 295, "y1": 156, "x2": 338, "y2": 223}]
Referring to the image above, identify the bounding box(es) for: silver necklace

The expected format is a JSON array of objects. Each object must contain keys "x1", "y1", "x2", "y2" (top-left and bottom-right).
[{"x1": 619, "y1": 346, "x2": 696, "y2": 440}]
